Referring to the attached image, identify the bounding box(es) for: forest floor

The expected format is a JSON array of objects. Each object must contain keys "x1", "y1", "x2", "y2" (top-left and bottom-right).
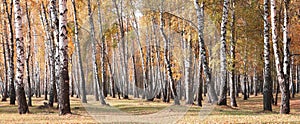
[{"x1": 0, "y1": 94, "x2": 299, "y2": 123}]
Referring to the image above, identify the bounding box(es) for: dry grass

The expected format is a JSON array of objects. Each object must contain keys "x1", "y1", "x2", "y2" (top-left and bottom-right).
[
  {"x1": 178, "y1": 95, "x2": 300, "y2": 123},
  {"x1": 0, "y1": 97, "x2": 96, "y2": 123},
  {"x1": 0, "y1": 94, "x2": 299, "y2": 123}
]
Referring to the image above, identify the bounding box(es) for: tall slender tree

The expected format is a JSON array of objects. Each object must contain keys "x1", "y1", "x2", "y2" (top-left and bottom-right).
[
  {"x1": 87, "y1": 0, "x2": 107, "y2": 105},
  {"x1": 282, "y1": 0, "x2": 291, "y2": 114},
  {"x1": 14, "y1": 0, "x2": 29, "y2": 114},
  {"x1": 185, "y1": 32, "x2": 194, "y2": 105},
  {"x1": 160, "y1": 0, "x2": 180, "y2": 105},
  {"x1": 3, "y1": 0, "x2": 15, "y2": 105},
  {"x1": 49, "y1": 0, "x2": 59, "y2": 106},
  {"x1": 263, "y1": 0, "x2": 272, "y2": 111},
  {"x1": 71, "y1": 0, "x2": 87, "y2": 103},
  {"x1": 58, "y1": 0, "x2": 71, "y2": 115},
  {"x1": 41, "y1": 2, "x2": 56, "y2": 107},
  {"x1": 194, "y1": 0, "x2": 218, "y2": 103},
  {"x1": 229, "y1": 0, "x2": 237, "y2": 107},
  {"x1": 218, "y1": 0, "x2": 229, "y2": 105},
  {"x1": 97, "y1": 0, "x2": 107, "y2": 99},
  {"x1": 112, "y1": 0, "x2": 129, "y2": 99},
  {"x1": 1, "y1": 3, "x2": 9, "y2": 102},
  {"x1": 270, "y1": 0, "x2": 290, "y2": 114},
  {"x1": 130, "y1": 0, "x2": 147, "y2": 100},
  {"x1": 25, "y1": 0, "x2": 32, "y2": 106}
]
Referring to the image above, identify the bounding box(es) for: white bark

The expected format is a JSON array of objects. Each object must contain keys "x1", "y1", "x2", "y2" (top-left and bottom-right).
[
  {"x1": 218, "y1": 0, "x2": 229, "y2": 105},
  {"x1": 160, "y1": 0, "x2": 180, "y2": 105},
  {"x1": 58, "y1": 0, "x2": 71, "y2": 115},
  {"x1": 1, "y1": 4, "x2": 9, "y2": 101},
  {"x1": 3, "y1": 0, "x2": 15, "y2": 105},
  {"x1": 97, "y1": 0, "x2": 108, "y2": 98},
  {"x1": 49, "y1": 0, "x2": 59, "y2": 106},
  {"x1": 263, "y1": 0, "x2": 272, "y2": 111},
  {"x1": 87, "y1": 0, "x2": 107, "y2": 105},
  {"x1": 194, "y1": 0, "x2": 218, "y2": 103},
  {"x1": 270, "y1": 0, "x2": 290, "y2": 114},
  {"x1": 229, "y1": 0, "x2": 237, "y2": 107},
  {"x1": 71, "y1": 0, "x2": 87, "y2": 103},
  {"x1": 14, "y1": 0, "x2": 29, "y2": 114},
  {"x1": 185, "y1": 34, "x2": 193, "y2": 104}
]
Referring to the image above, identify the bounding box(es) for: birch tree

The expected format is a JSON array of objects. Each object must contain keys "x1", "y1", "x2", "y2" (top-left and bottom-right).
[
  {"x1": 25, "y1": 0, "x2": 32, "y2": 106},
  {"x1": 3, "y1": 0, "x2": 15, "y2": 105},
  {"x1": 113, "y1": 0, "x2": 129, "y2": 99},
  {"x1": 263, "y1": 0, "x2": 272, "y2": 111},
  {"x1": 58, "y1": 0, "x2": 71, "y2": 115},
  {"x1": 229, "y1": 0, "x2": 237, "y2": 107},
  {"x1": 1, "y1": 3, "x2": 9, "y2": 102},
  {"x1": 270, "y1": 0, "x2": 290, "y2": 114},
  {"x1": 130, "y1": 0, "x2": 147, "y2": 100},
  {"x1": 97, "y1": 0, "x2": 107, "y2": 99},
  {"x1": 194, "y1": 0, "x2": 218, "y2": 103},
  {"x1": 198, "y1": 61, "x2": 203, "y2": 106},
  {"x1": 282, "y1": 0, "x2": 291, "y2": 114},
  {"x1": 218, "y1": 0, "x2": 229, "y2": 105},
  {"x1": 14, "y1": 0, "x2": 29, "y2": 114},
  {"x1": 49, "y1": 0, "x2": 59, "y2": 106},
  {"x1": 71, "y1": 0, "x2": 87, "y2": 103},
  {"x1": 87, "y1": 0, "x2": 107, "y2": 105},
  {"x1": 41, "y1": 2, "x2": 57, "y2": 107},
  {"x1": 160, "y1": 0, "x2": 180, "y2": 105},
  {"x1": 185, "y1": 32, "x2": 194, "y2": 105}
]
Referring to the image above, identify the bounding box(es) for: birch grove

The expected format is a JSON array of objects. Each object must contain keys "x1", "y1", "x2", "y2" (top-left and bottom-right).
[{"x1": 0, "y1": 0, "x2": 298, "y2": 118}]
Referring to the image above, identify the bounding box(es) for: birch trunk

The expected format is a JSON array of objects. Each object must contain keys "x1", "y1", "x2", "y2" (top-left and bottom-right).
[
  {"x1": 107, "y1": 53, "x2": 116, "y2": 98},
  {"x1": 248, "y1": 75, "x2": 251, "y2": 96},
  {"x1": 151, "y1": 17, "x2": 162, "y2": 100},
  {"x1": 41, "y1": 3, "x2": 56, "y2": 107},
  {"x1": 107, "y1": 46, "x2": 116, "y2": 98},
  {"x1": 71, "y1": 0, "x2": 87, "y2": 103},
  {"x1": 283, "y1": 0, "x2": 291, "y2": 109},
  {"x1": 218, "y1": 0, "x2": 229, "y2": 105},
  {"x1": 49, "y1": 0, "x2": 59, "y2": 105},
  {"x1": 235, "y1": 75, "x2": 239, "y2": 97},
  {"x1": 253, "y1": 69, "x2": 258, "y2": 96},
  {"x1": 87, "y1": 0, "x2": 107, "y2": 105},
  {"x1": 97, "y1": 0, "x2": 108, "y2": 98},
  {"x1": 229, "y1": 0, "x2": 237, "y2": 107},
  {"x1": 243, "y1": 75, "x2": 247, "y2": 100},
  {"x1": 25, "y1": 0, "x2": 32, "y2": 106},
  {"x1": 130, "y1": 1, "x2": 147, "y2": 100},
  {"x1": 3, "y1": 0, "x2": 15, "y2": 105},
  {"x1": 290, "y1": 58, "x2": 295, "y2": 98},
  {"x1": 32, "y1": 25, "x2": 41, "y2": 99},
  {"x1": 185, "y1": 35, "x2": 194, "y2": 104},
  {"x1": 14, "y1": 0, "x2": 29, "y2": 114},
  {"x1": 160, "y1": 1, "x2": 180, "y2": 105},
  {"x1": 52, "y1": 0, "x2": 61, "y2": 104},
  {"x1": 113, "y1": 0, "x2": 129, "y2": 99},
  {"x1": 194, "y1": 0, "x2": 218, "y2": 103},
  {"x1": 296, "y1": 65, "x2": 299, "y2": 93},
  {"x1": 131, "y1": 33, "x2": 138, "y2": 98},
  {"x1": 146, "y1": 27, "x2": 153, "y2": 101},
  {"x1": 73, "y1": 53, "x2": 80, "y2": 98},
  {"x1": 58, "y1": 0, "x2": 71, "y2": 115},
  {"x1": 198, "y1": 61, "x2": 203, "y2": 106},
  {"x1": 1, "y1": 5, "x2": 9, "y2": 101},
  {"x1": 271, "y1": 0, "x2": 290, "y2": 114},
  {"x1": 43, "y1": 53, "x2": 48, "y2": 100}
]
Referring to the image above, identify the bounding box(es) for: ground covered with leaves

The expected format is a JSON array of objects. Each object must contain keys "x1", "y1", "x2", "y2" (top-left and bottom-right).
[{"x1": 0, "y1": 95, "x2": 299, "y2": 123}]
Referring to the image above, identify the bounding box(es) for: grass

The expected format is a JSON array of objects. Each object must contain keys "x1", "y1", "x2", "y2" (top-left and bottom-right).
[{"x1": 0, "y1": 94, "x2": 299, "y2": 123}]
